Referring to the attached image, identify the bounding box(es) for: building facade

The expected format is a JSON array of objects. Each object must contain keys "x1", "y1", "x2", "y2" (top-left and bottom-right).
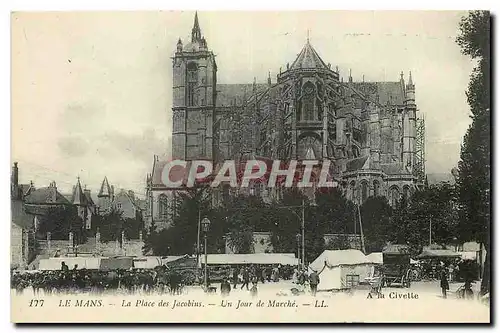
[{"x1": 147, "y1": 13, "x2": 425, "y2": 229}]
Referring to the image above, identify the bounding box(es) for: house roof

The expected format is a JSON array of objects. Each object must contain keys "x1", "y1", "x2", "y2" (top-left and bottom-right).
[
  {"x1": 24, "y1": 187, "x2": 71, "y2": 205},
  {"x1": 19, "y1": 183, "x2": 34, "y2": 197},
  {"x1": 84, "y1": 191, "x2": 95, "y2": 206},
  {"x1": 135, "y1": 199, "x2": 147, "y2": 211},
  {"x1": 11, "y1": 199, "x2": 34, "y2": 229},
  {"x1": 290, "y1": 40, "x2": 329, "y2": 70},
  {"x1": 98, "y1": 177, "x2": 112, "y2": 197},
  {"x1": 71, "y1": 179, "x2": 87, "y2": 206}
]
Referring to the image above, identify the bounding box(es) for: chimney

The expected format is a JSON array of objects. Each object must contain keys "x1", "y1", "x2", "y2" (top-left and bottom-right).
[
  {"x1": 11, "y1": 162, "x2": 19, "y2": 199},
  {"x1": 111, "y1": 185, "x2": 115, "y2": 200},
  {"x1": 50, "y1": 181, "x2": 57, "y2": 202}
]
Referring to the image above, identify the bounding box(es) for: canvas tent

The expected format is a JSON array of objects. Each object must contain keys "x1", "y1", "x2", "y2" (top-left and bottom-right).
[
  {"x1": 99, "y1": 257, "x2": 134, "y2": 271},
  {"x1": 417, "y1": 249, "x2": 461, "y2": 259},
  {"x1": 308, "y1": 250, "x2": 374, "y2": 291},
  {"x1": 39, "y1": 257, "x2": 102, "y2": 271},
  {"x1": 200, "y1": 253, "x2": 297, "y2": 266},
  {"x1": 366, "y1": 252, "x2": 383, "y2": 265},
  {"x1": 133, "y1": 257, "x2": 163, "y2": 269}
]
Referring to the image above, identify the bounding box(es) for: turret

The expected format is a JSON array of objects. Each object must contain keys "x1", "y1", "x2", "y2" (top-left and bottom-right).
[
  {"x1": 176, "y1": 38, "x2": 183, "y2": 53},
  {"x1": 403, "y1": 71, "x2": 417, "y2": 173}
]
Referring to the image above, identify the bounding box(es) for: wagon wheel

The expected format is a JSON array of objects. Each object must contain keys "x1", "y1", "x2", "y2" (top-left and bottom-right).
[{"x1": 404, "y1": 270, "x2": 411, "y2": 288}]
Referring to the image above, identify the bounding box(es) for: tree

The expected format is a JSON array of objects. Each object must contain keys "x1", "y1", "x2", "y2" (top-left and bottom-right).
[
  {"x1": 456, "y1": 10, "x2": 491, "y2": 295},
  {"x1": 225, "y1": 194, "x2": 267, "y2": 254},
  {"x1": 325, "y1": 234, "x2": 350, "y2": 251},
  {"x1": 37, "y1": 206, "x2": 83, "y2": 241},
  {"x1": 360, "y1": 196, "x2": 392, "y2": 253},
  {"x1": 314, "y1": 187, "x2": 356, "y2": 234},
  {"x1": 95, "y1": 207, "x2": 125, "y2": 243},
  {"x1": 269, "y1": 188, "x2": 305, "y2": 254}
]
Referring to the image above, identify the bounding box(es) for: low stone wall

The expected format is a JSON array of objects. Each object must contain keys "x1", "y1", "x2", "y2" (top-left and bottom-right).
[{"x1": 38, "y1": 238, "x2": 145, "y2": 257}]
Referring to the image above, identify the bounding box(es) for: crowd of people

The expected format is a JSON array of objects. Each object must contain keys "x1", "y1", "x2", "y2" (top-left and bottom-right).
[
  {"x1": 11, "y1": 262, "x2": 189, "y2": 295},
  {"x1": 218, "y1": 266, "x2": 320, "y2": 297},
  {"x1": 11, "y1": 261, "x2": 308, "y2": 296}
]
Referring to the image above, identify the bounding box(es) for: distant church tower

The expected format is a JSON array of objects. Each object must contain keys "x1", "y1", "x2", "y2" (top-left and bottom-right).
[
  {"x1": 171, "y1": 12, "x2": 217, "y2": 161},
  {"x1": 97, "y1": 176, "x2": 113, "y2": 214}
]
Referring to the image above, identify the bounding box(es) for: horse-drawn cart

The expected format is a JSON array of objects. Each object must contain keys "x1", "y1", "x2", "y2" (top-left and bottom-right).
[{"x1": 382, "y1": 245, "x2": 412, "y2": 288}]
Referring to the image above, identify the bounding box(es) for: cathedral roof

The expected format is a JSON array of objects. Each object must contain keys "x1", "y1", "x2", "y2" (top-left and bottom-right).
[
  {"x1": 290, "y1": 40, "x2": 329, "y2": 70},
  {"x1": 345, "y1": 156, "x2": 369, "y2": 172},
  {"x1": 380, "y1": 163, "x2": 404, "y2": 175},
  {"x1": 216, "y1": 84, "x2": 269, "y2": 107},
  {"x1": 352, "y1": 81, "x2": 405, "y2": 106}
]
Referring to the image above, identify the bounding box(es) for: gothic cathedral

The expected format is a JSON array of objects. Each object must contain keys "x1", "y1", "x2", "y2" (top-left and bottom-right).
[{"x1": 146, "y1": 13, "x2": 425, "y2": 229}]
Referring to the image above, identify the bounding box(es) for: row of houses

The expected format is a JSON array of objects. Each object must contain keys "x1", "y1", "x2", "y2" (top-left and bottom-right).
[{"x1": 10, "y1": 162, "x2": 146, "y2": 270}]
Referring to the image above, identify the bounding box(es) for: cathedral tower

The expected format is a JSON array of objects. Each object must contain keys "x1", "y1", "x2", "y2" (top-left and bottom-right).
[{"x1": 172, "y1": 12, "x2": 217, "y2": 161}]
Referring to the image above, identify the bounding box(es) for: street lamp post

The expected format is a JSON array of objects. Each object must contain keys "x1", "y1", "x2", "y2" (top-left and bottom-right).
[
  {"x1": 296, "y1": 233, "x2": 301, "y2": 269},
  {"x1": 301, "y1": 199, "x2": 305, "y2": 269},
  {"x1": 201, "y1": 217, "x2": 211, "y2": 291}
]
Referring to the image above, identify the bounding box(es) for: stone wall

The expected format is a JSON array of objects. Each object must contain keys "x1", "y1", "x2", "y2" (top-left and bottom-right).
[{"x1": 38, "y1": 237, "x2": 145, "y2": 257}]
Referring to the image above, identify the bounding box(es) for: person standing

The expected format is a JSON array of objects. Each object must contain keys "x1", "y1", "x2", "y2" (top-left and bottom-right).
[
  {"x1": 440, "y1": 268, "x2": 449, "y2": 299},
  {"x1": 232, "y1": 267, "x2": 239, "y2": 289},
  {"x1": 221, "y1": 277, "x2": 231, "y2": 297},
  {"x1": 241, "y1": 268, "x2": 250, "y2": 291},
  {"x1": 309, "y1": 270, "x2": 320, "y2": 296}
]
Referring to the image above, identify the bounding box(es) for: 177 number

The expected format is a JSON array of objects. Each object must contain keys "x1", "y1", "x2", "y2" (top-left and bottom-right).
[{"x1": 29, "y1": 299, "x2": 44, "y2": 307}]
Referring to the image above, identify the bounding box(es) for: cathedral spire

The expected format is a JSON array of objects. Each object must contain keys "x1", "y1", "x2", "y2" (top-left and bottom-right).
[
  {"x1": 407, "y1": 71, "x2": 415, "y2": 90},
  {"x1": 191, "y1": 11, "x2": 202, "y2": 43}
]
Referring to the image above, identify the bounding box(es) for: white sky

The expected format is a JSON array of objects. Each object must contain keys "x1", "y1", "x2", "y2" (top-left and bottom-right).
[{"x1": 11, "y1": 11, "x2": 475, "y2": 197}]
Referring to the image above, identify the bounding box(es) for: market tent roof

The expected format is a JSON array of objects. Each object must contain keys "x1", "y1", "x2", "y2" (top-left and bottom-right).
[
  {"x1": 309, "y1": 250, "x2": 373, "y2": 271},
  {"x1": 366, "y1": 252, "x2": 383, "y2": 265},
  {"x1": 160, "y1": 255, "x2": 190, "y2": 266},
  {"x1": 459, "y1": 252, "x2": 477, "y2": 261},
  {"x1": 133, "y1": 257, "x2": 163, "y2": 269},
  {"x1": 382, "y1": 244, "x2": 410, "y2": 255},
  {"x1": 417, "y1": 249, "x2": 461, "y2": 259},
  {"x1": 200, "y1": 253, "x2": 297, "y2": 265},
  {"x1": 99, "y1": 257, "x2": 134, "y2": 271},
  {"x1": 39, "y1": 257, "x2": 102, "y2": 271}
]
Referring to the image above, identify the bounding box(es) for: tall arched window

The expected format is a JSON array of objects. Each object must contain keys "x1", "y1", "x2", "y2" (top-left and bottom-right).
[
  {"x1": 389, "y1": 186, "x2": 400, "y2": 207},
  {"x1": 186, "y1": 62, "x2": 198, "y2": 106},
  {"x1": 350, "y1": 181, "x2": 356, "y2": 201},
  {"x1": 403, "y1": 185, "x2": 410, "y2": 201},
  {"x1": 302, "y1": 82, "x2": 315, "y2": 121},
  {"x1": 373, "y1": 180, "x2": 380, "y2": 197},
  {"x1": 158, "y1": 194, "x2": 168, "y2": 220},
  {"x1": 361, "y1": 181, "x2": 368, "y2": 202}
]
